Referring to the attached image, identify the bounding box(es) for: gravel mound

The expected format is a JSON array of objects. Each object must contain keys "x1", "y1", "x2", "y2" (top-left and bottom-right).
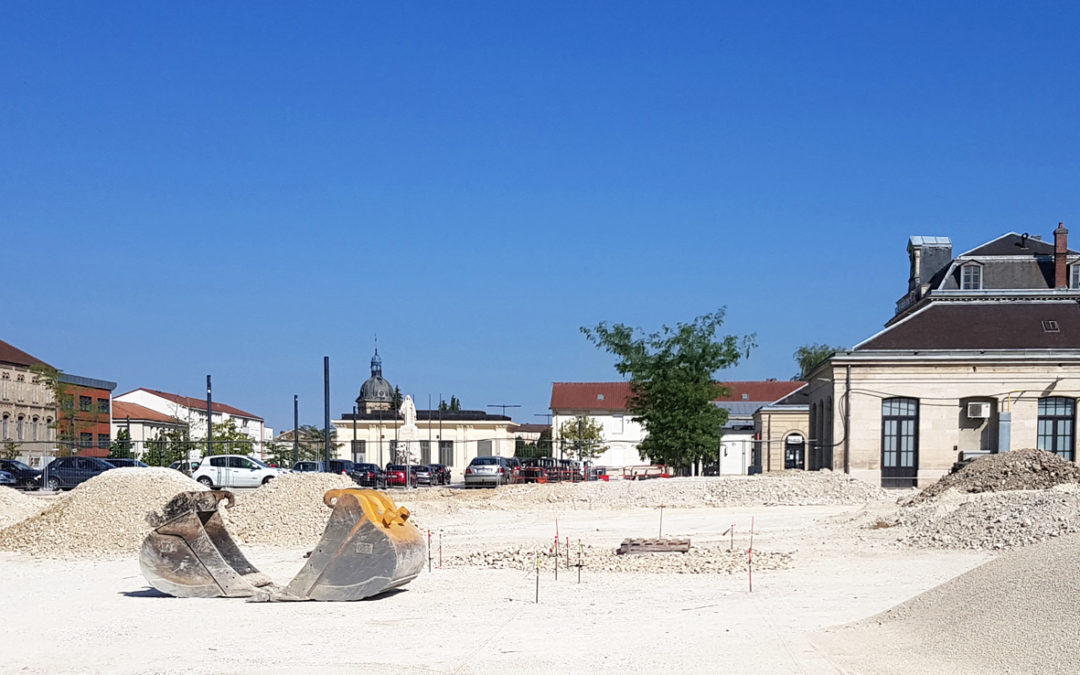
[
  {"x1": 220, "y1": 473, "x2": 357, "y2": 547},
  {"x1": 0, "y1": 487, "x2": 47, "y2": 529},
  {"x1": 0, "y1": 468, "x2": 203, "y2": 559},
  {"x1": 408, "y1": 473, "x2": 886, "y2": 512},
  {"x1": 908, "y1": 448, "x2": 1080, "y2": 505},
  {"x1": 447, "y1": 543, "x2": 792, "y2": 575},
  {"x1": 821, "y1": 533, "x2": 1080, "y2": 673},
  {"x1": 895, "y1": 485, "x2": 1080, "y2": 550}
]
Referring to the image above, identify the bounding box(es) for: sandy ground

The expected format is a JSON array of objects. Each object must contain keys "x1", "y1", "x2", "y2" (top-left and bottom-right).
[{"x1": 0, "y1": 497, "x2": 994, "y2": 674}]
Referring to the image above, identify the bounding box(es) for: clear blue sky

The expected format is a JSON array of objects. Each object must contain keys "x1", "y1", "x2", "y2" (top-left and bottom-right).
[{"x1": 4, "y1": 2, "x2": 1080, "y2": 432}]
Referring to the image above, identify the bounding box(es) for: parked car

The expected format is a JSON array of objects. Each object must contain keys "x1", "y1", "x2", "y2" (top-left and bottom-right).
[
  {"x1": 413, "y1": 465, "x2": 433, "y2": 486},
  {"x1": 428, "y1": 463, "x2": 451, "y2": 485},
  {"x1": 169, "y1": 460, "x2": 201, "y2": 473},
  {"x1": 353, "y1": 463, "x2": 387, "y2": 488},
  {"x1": 0, "y1": 459, "x2": 42, "y2": 490},
  {"x1": 464, "y1": 456, "x2": 511, "y2": 488},
  {"x1": 0, "y1": 470, "x2": 17, "y2": 487},
  {"x1": 192, "y1": 455, "x2": 284, "y2": 488},
  {"x1": 291, "y1": 461, "x2": 327, "y2": 473},
  {"x1": 42, "y1": 456, "x2": 116, "y2": 491},
  {"x1": 104, "y1": 458, "x2": 149, "y2": 468},
  {"x1": 385, "y1": 464, "x2": 417, "y2": 488}
]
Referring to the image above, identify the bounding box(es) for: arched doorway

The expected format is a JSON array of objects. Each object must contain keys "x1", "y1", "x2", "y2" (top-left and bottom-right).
[{"x1": 784, "y1": 434, "x2": 805, "y2": 470}]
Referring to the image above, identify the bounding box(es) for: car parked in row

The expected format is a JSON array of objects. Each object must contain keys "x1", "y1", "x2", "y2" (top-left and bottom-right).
[
  {"x1": 464, "y1": 456, "x2": 512, "y2": 488},
  {"x1": 353, "y1": 463, "x2": 387, "y2": 488},
  {"x1": 0, "y1": 459, "x2": 42, "y2": 490},
  {"x1": 169, "y1": 460, "x2": 201, "y2": 474},
  {"x1": 0, "y1": 469, "x2": 17, "y2": 487},
  {"x1": 104, "y1": 458, "x2": 149, "y2": 468},
  {"x1": 42, "y1": 456, "x2": 116, "y2": 491},
  {"x1": 192, "y1": 454, "x2": 284, "y2": 488},
  {"x1": 428, "y1": 463, "x2": 451, "y2": 485},
  {"x1": 385, "y1": 464, "x2": 417, "y2": 488}
]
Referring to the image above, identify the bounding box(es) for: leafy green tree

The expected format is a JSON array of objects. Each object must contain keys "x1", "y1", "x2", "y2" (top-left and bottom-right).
[
  {"x1": 1, "y1": 440, "x2": 19, "y2": 460},
  {"x1": 391, "y1": 386, "x2": 403, "y2": 411},
  {"x1": 109, "y1": 428, "x2": 134, "y2": 459},
  {"x1": 557, "y1": 417, "x2": 609, "y2": 461},
  {"x1": 29, "y1": 364, "x2": 77, "y2": 456},
  {"x1": 204, "y1": 418, "x2": 253, "y2": 456},
  {"x1": 793, "y1": 343, "x2": 845, "y2": 379},
  {"x1": 270, "y1": 425, "x2": 331, "y2": 466},
  {"x1": 582, "y1": 309, "x2": 755, "y2": 473},
  {"x1": 143, "y1": 426, "x2": 191, "y2": 467}
]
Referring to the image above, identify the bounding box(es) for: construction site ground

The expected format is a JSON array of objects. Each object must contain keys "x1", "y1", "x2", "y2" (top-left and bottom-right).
[{"x1": 1, "y1": 482, "x2": 997, "y2": 675}]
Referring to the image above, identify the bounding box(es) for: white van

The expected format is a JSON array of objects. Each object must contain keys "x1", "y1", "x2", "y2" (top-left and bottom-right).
[{"x1": 192, "y1": 454, "x2": 283, "y2": 488}]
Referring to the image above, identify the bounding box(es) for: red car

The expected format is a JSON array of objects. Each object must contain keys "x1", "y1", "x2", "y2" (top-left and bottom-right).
[{"x1": 385, "y1": 464, "x2": 418, "y2": 487}]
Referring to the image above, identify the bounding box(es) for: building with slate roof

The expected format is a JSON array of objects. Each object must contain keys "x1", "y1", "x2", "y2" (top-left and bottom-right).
[
  {"x1": 807, "y1": 222, "x2": 1080, "y2": 487},
  {"x1": 331, "y1": 349, "x2": 520, "y2": 468}
]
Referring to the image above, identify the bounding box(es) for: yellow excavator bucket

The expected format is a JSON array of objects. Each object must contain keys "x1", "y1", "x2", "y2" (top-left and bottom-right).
[{"x1": 139, "y1": 488, "x2": 425, "y2": 602}]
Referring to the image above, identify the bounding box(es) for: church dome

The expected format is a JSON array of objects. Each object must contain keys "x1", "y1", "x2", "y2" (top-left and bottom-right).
[
  {"x1": 359, "y1": 375, "x2": 393, "y2": 402},
  {"x1": 357, "y1": 347, "x2": 393, "y2": 405}
]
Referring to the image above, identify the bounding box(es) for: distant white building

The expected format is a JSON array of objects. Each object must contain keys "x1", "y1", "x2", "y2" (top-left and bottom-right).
[
  {"x1": 550, "y1": 380, "x2": 806, "y2": 472},
  {"x1": 114, "y1": 388, "x2": 272, "y2": 458}
]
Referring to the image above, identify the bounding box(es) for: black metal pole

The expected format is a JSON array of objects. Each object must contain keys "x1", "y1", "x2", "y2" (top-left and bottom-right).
[
  {"x1": 293, "y1": 394, "x2": 299, "y2": 466},
  {"x1": 352, "y1": 405, "x2": 358, "y2": 462},
  {"x1": 206, "y1": 375, "x2": 213, "y2": 456},
  {"x1": 323, "y1": 356, "x2": 331, "y2": 470}
]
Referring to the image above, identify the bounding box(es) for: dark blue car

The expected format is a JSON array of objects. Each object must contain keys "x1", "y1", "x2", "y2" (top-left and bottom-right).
[
  {"x1": 0, "y1": 459, "x2": 42, "y2": 490},
  {"x1": 42, "y1": 457, "x2": 115, "y2": 491}
]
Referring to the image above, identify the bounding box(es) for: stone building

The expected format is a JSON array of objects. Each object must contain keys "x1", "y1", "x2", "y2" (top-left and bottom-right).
[
  {"x1": 0, "y1": 339, "x2": 56, "y2": 456},
  {"x1": 808, "y1": 223, "x2": 1080, "y2": 487},
  {"x1": 332, "y1": 349, "x2": 519, "y2": 468}
]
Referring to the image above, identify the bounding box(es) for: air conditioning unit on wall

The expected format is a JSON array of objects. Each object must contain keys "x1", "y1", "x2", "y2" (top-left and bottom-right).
[{"x1": 967, "y1": 402, "x2": 991, "y2": 419}]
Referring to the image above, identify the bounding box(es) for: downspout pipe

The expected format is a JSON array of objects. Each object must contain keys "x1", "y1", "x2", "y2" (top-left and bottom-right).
[{"x1": 844, "y1": 365, "x2": 851, "y2": 474}]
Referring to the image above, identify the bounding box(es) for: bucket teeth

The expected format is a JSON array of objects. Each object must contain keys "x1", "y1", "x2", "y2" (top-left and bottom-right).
[{"x1": 139, "y1": 488, "x2": 424, "y2": 602}]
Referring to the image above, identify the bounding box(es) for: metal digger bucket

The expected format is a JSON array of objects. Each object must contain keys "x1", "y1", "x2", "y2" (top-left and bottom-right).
[
  {"x1": 285, "y1": 488, "x2": 425, "y2": 601},
  {"x1": 139, "y1": 488, "x2": 425, "y2": 602},
  {"x1": 140, "y1": 491, "x2": 274, "y2": 598}
]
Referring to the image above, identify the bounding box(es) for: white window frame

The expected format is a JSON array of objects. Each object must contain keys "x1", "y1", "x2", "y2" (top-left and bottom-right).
[
  {"x1": 1071, "y1": 264, "x2": 1080, "y2": 289},
  {"x1": 960, "y1": 263, "x2": 983, "y2": 290}
]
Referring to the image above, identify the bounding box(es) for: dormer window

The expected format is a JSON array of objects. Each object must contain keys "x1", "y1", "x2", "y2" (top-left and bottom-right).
[
  {"x1": 961, "y1": 263, "x2": 982, "y2": 290},
  {"x1": 1071, "y1": 264, "x2": 1080, "y2": 289}
]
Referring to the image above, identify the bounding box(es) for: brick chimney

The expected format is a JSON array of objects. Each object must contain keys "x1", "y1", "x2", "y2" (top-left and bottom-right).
[{"x1": 1055, "y1": 222, "x2": 1069, "y2": 288}]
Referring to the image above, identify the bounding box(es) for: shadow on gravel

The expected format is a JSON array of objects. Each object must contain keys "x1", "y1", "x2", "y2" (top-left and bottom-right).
[{"x1": 120, "y1": 587, "x2": 171, "y2": 598}]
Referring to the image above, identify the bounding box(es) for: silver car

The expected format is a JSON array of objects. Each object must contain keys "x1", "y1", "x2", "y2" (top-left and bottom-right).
[{"x1": 464, "y1": 456, "x2": 510, "y2": 488}]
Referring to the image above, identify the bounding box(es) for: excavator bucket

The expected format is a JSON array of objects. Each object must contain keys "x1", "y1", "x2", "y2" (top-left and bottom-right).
[
  {"x1": 284, "y1": 488, "x2": 425, "y2": 601},
  {"x1": 140, "y1": 490, "x2": 273, "y2": 598},
  {"x1": 139, "y1": 488, "x2": 425, "y2": 602}
]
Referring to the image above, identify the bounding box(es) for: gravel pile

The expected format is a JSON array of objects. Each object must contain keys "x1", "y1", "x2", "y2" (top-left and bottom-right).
[
  {"x1": 0, "y1": 487, "x2": 47, "y2": 529},
  {"x1": 219, "y1": 473, "x2": 358, "y2": 547},
  {"x1": 908, "y1": 448, "x2": 1080, "y2": 505},
  {"x1": 409, "y1": 472, "x2": 886, "y2": 512},
  {"x1": 0, "y1": 468, "x2": 203, "y2": 559},
  {"x1": 894, "y1": 485, "x2": 1080, "y2": 550},
  {"x1": 446, "y1": 543, "x2": 792, "y2": 575},
  {"x1": 828, "y1": 533, "x2": 1080, "y2": 673}
]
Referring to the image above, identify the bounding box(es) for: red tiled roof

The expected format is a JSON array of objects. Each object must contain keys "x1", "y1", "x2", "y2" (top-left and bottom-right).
[
  {"x1": 550, "y1": 380, "x2": 806, "y2": 411},
  {"x1": 112, "y1": 401, "x2": 182, "y2": 425},
  {"x1": 122, "y1": 388, "x2": 262, "y2": 420},
  {"x1": 0, "y1": 339, "x2": 50, "y2": 368},
  {"x1": 550, "y1": 382, "x2": 634, "y2": 411}
]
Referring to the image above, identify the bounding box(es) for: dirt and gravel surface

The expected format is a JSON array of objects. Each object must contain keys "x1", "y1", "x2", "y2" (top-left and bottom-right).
[
  {"x1": 0, "y1": 486, "x2": 46, "y2": 529},
  {"x1": 0, "y1": 466, "x2": 1072, "y2": 672},
  {"x1": 907, "y1": 448, "x2": 1080, "y2": 504},
  {"x1": 814, "y1": 532, "x2": 1080, "y2": 674},
  {"x1": 0, "y1": 468, "x2": 204, "y2": 558}
]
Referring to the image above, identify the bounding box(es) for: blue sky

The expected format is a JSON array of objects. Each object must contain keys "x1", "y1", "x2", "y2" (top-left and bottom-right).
[{"x1": 4, "y1": 2, "x2": 1080, "y2": 431}]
